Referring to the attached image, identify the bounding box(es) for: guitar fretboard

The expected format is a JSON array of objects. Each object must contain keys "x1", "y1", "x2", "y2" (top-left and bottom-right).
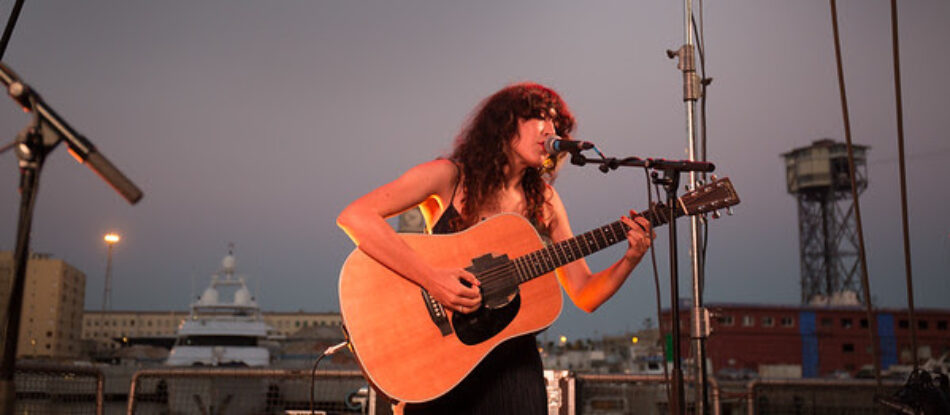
[{"x1": 511, "y1": 204, "x2": 677, "y2": 283}]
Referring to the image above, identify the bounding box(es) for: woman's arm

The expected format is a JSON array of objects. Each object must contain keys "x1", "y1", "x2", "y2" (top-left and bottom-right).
[
  {"x1": 546, "y1": 187, "x2": 654, "y2": 313},
  {"x1": 336, "y1": 159, "x2": 482, "y2": 313}
]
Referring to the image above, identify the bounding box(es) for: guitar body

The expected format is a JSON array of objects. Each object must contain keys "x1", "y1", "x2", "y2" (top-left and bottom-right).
[
  {"x1": 338, "y1": 176, "x2": 742, "y2": 404},
  {"x1": 338, "y1": 214, "x2": 563, "y2": 403}
]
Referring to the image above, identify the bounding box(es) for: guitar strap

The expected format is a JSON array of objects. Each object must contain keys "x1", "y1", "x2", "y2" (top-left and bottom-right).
[
  {"x1": 429, "y1": 159, "x2": 463, "y2": 235},
  {"x1": 447, "y1": 159, "x2": 462, "y2": 212}
]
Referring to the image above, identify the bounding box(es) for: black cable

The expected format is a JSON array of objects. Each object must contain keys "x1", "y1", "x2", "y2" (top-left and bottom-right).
[
  {"x1": 0, "y1": 139, "x2": 14, "y2": 155},
  {"x1": 310, "y1": 341, "x2": 348, "y2": 415},
  {"x1": 643, "y1": 167, "x2": 672, "y2": 405},
  {"x1": 0, "y1": 0, "x2": 26, "y2": 60},
  {"x1": 309, "y1": 353, "x2": 329, "y2": 415},
  {"x1": 691, "y1": 8, "x2": 710, "y2": 297}
]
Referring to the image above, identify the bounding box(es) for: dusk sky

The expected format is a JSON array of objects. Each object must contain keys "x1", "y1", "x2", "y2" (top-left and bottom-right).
[{"x1": 1, "y1": 1, "x2": 948, "y2": 341}]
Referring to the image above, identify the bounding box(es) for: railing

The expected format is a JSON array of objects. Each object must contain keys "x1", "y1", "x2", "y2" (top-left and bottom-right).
[
  {"x1": 9, "y1": 364, "x2": 910, "y2": 415},
  {"x1": 13, "y1": 362, "x2": 104, "y2": 415},
  {"x1": 575, "y1": 373, "x2": 722, "y2": 415},
  {"x1": 126, "y1": 368, "x2": 368, "y2": 415},
  {"x1": 745, "y1": 378, "x2": 903, "y2": 414}
]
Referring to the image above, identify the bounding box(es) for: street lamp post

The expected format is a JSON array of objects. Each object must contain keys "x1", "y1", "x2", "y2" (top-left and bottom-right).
[{"x1": 102, "y1": 233, "x2": 120, "y2": 311}]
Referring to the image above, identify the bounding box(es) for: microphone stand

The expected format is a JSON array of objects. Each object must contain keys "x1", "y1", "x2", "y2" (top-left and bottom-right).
[
  {"x1": 0, "y1": 63, "x2": 143, "y2": 415},
  {"x1": 667, "y1": 0, "x2": 711, "y2": 412},
  {"x1": 568, "y1": 152, "x2": 713, "y2": 415}
]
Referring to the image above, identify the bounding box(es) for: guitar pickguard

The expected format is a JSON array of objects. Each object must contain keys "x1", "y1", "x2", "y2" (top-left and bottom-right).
[
  {"x1": 451, "y1": 252, "x2": 522, "y2": 345},
  {"x1": 452, "y1": 293, "x2": 520, "y2": 345}
]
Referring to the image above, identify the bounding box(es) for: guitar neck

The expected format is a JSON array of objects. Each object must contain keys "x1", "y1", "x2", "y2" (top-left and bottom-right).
[{"x1": 510, "y1": 203, "x2": 680, "y2": 284}]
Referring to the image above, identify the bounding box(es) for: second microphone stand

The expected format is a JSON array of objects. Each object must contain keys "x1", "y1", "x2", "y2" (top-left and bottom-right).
[{"x1": 568, "y1": 152, "x2": 713, "y2": 415}]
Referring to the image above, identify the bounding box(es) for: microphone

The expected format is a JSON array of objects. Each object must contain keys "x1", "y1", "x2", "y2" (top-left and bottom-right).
[
  {"x1": 0, "y1": 63, "x2": 143, "y2": 204},
  {"x1": 543, "y1": 135, "x2": 594, "y2": 155}
]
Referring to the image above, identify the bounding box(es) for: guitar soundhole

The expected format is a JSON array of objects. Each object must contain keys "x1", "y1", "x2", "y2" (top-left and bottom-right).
[{"x1": 452, "y1": 293, "x2": 521, "y2": 346}]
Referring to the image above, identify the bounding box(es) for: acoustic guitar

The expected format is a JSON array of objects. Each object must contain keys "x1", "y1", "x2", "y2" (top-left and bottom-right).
[{"x1": 338, "y1": 177, "x2": 739, "y2": 403}]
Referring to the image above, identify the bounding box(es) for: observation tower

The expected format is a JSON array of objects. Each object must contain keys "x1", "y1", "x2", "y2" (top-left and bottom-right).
[{"x1": 783, "y1": 139, "x2": 869, "y2": 305}]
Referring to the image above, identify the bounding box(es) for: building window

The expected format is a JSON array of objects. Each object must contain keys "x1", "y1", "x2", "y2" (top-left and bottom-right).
[
  {"x1": 842, "y1": 343, "x2": 854, "y2": 353},
  {"x1": 821, "y1": 317, "x2": 833, "y2": 327},
  {"x1": 860, "y1": 319, "x2": 868, "y2": 328},
  {"x1": 841, "y1": 318, "x2": 853, "y2": 328},
  {"x1": 781, "y1": 317, "x2": 794, "y2": 327},
  {"x1": 938, "y1": 321, "x2": 948, "y2": 330},
  {"x1": 762, "y1": 317, "x2": 774, "y2": 327},
  {"x1": 718, "y1": 315, "x2": 734, "y2": 326},
  {"x1": 742, "y1": 315, "x2": 754, "y2": 327},
  {"x1": 918, "y1": 320, "x2": 929, "y2": 330},
  {"x1": 898, "y1": 319, "x2": 909, "y2": 329}
]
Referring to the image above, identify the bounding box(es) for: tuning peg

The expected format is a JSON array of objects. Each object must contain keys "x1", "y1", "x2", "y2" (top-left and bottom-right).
[
  {"x1": 726, "y1": 207, "x2": 734, "y2": 216},
  {"x1": 711, "y1": 210, "x2": 721, "y2": 219},
  {"x1": 710, "y1": 174, "x2": 718, "y2": 181}
]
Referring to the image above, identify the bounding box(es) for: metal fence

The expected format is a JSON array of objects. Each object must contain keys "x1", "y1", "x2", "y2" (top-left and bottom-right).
[
  {"x1": 13, "y1": 362, "x2": 104, "y2": 415},
  {"x1": 126, "y1": 368, "x2": 369, "y2": 415}
]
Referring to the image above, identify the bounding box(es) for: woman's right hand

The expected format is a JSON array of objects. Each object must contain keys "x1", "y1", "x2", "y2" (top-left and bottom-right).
[{"x1": 424, "y1": 268, "x2": 482, "y2": 314}]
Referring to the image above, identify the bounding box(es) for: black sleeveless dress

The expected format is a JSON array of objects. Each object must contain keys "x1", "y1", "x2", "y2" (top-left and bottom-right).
[{"x1": 403, "y1": 167, "x2": 548, "y2": 414}]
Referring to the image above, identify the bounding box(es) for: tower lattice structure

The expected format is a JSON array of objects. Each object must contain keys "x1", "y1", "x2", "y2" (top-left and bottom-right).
[{"x1": 783, "y1": 139, "x2": 869, "y2": 305}]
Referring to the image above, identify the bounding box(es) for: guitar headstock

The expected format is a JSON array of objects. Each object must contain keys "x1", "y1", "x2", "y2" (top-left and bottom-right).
[{"x1": 680, "y1": 176, "x2": 740, "y2": 217}]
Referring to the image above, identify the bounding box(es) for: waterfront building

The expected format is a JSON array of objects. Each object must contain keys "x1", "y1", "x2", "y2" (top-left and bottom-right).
[
  {"x1": 662, "y1": 302, "x2": 950, "y2": 378},
  {"x1": 261, "y1": 311, "x2": 343, "y2": 336},
  {"x1": 0, "y1": 251, "x2": 86, "y2": 359},
  {"x1": 81, "y1": 310, "x2": 189, "y2": 352}
]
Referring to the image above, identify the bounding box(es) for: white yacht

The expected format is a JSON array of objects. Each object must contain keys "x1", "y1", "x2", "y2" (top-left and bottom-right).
[{"x1": 166, "y1": 246, "x2": 274, "y2": 367}]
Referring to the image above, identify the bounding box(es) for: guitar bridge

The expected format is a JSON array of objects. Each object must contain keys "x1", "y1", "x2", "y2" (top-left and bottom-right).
[{"x1": 421, "y1": 289, "x2": 453, "y2": 336}]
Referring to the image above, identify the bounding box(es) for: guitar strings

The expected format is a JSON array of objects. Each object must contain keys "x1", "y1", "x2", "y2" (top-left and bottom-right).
[
  {"x1": 477, "y1": 225, "x2": 619, "y2": 287},
  {"x1": 471, "y1": 218, "x2": 639, "y2": 292},
  {"x1": 466, "y1": 199, "x2": 689, "y2": 297}
]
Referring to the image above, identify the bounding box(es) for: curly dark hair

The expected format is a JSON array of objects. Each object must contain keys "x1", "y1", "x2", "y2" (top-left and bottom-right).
[{"x1": 449, "y1": 82, "x2": 576, "y2": 233}]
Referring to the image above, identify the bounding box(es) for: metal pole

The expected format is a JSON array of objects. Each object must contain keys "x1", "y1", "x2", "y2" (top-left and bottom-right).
[
  {"x1": 679, "y1": 0, "x2": 709, "y2": 412},
  {"x1": 0, "y1": 126, "x2": 46, "y2": 415},
  {"x1": 102, "y1": 243, "x2": 114, "y2": 311}
]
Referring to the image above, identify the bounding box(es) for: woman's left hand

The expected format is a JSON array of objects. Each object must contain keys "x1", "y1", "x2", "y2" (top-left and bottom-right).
[{"x1": 620, "y1": 210, "x2": 655, "y2": 263}]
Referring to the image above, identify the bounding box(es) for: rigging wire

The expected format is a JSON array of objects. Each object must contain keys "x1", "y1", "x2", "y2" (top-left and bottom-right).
[
  {"x1": 829, "y1": 0, "x2": 882, "y2": 390},
  {"x1": 888, "y1": 0, "x2": 919, "y2": 372}
]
